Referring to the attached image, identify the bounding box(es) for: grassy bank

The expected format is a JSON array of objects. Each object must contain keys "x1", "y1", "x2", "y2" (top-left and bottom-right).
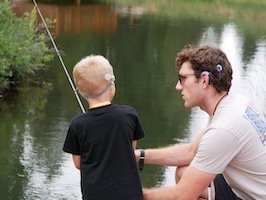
[{"x1": 106, "y1": 0, "x2": 266, "y2": 37}]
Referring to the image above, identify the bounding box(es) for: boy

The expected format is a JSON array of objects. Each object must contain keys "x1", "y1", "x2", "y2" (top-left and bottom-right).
[{"x1": 63, "y1": 55, "x2": 145, "y2": 200}]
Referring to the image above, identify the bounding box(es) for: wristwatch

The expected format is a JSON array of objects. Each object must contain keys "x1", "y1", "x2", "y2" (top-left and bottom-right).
[{"x1": 139, "y1": 149, "x2": 145, "y2": 171}]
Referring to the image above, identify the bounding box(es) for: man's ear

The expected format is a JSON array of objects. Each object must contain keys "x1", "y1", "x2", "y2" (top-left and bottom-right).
[{"x1": 201, "y1": 72, "x2": 210, "y2": 86}]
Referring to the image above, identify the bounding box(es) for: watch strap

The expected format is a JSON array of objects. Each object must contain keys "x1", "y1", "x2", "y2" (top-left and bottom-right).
[{"x1": 139, "y1": 149, "x2": 145, "y2": 171}]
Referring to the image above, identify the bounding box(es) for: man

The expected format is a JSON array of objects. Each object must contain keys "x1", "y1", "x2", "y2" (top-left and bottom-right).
[{"x1": 136, "y1": 45, "x2": 266, "y2": 200}]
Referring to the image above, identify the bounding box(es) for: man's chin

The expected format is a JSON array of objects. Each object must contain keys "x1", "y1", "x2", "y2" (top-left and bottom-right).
[{"x1": 184, "y1": 102, "x2": 193, "y2": 108}]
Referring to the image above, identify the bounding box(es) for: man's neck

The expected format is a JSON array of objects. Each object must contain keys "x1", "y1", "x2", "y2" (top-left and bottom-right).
[
  {"x1": 200, "y1": 91, "x2": 228, "y2": 116},
  {"x1": 212, "y1": 92, "x2": 228, "y2": 115}
]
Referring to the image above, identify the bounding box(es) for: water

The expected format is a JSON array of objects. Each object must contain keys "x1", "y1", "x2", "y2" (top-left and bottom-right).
[{"x1": 1, "y1": 1, "x2": 266, "y2": 199}]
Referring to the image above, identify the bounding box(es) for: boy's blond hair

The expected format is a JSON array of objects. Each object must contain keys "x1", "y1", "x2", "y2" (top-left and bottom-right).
[{"x1": 73, "y1": 55, "x2": 115, "y2": 98}]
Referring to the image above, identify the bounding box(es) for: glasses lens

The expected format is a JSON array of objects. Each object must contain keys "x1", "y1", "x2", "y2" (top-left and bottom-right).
[
  {"x1": 178, "y1": 73, "x2": 195, "y2": 85},
  {"x1": 178, "y1": 74, "x2": 183, "y2": 85}
]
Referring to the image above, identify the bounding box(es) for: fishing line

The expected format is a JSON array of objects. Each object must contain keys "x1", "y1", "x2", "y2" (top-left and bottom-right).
[{"x1": 32, "y1": 0, "x2": 86, "y2": 113}]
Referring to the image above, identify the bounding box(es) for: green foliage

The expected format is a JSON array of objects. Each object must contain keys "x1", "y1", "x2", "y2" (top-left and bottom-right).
[{"x1": 0, "y1": 1, "x2": 55, "y2": 91}]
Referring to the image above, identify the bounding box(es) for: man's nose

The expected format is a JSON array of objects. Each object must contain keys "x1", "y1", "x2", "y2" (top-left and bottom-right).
[{"x1": 175, "y1": 81, "x2": 182, "y2": 91}]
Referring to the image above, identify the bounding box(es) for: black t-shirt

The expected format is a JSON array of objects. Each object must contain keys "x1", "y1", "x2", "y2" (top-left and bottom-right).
[{"x1": 63, "y1": 104, "x2": 145, "y2": 200}]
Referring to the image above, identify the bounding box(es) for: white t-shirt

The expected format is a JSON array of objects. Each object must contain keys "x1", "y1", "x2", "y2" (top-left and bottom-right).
[{"x1": 191, "y1": 94, "x2": 266, "y2": 200}]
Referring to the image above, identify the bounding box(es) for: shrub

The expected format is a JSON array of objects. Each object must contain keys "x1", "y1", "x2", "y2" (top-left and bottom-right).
[{"x1": 0, "y1": 1, "x2": 55, "y2": 91}]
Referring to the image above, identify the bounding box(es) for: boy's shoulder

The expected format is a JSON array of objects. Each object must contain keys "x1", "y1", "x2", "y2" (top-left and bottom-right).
[{"x1": 112, "y1": 104, "x2": 137, "y2": 112}]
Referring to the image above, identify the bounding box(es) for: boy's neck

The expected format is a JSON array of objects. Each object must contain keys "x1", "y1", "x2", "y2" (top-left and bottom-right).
[{"x1": 89, "y1": 101, "x2": 111, "y2": 109}]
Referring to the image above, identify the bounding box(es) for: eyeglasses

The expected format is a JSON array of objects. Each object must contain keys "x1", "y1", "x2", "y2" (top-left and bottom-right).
[{"x1": 178, "y1": 73, "x2": 195, "y2": 85}]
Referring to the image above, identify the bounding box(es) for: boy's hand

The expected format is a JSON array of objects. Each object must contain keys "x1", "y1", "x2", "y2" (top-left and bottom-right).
[{"x1": 135, "y1": 149, "x2": 141, "y2": 162}]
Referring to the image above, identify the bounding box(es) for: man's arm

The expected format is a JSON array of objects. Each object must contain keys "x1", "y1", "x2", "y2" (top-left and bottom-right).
[
  {"x1": 143, "y1": 165, "x2": 216, "y2": 200},
  {"x1": 136, "y1": 143, "x2": 194, "y2": 166},
  {"x1": 72, "y1": 154, "x2": 81, "y2": 170},
  {"x1": 135, "y1": 130, "x2": 205, "y2": 166}
]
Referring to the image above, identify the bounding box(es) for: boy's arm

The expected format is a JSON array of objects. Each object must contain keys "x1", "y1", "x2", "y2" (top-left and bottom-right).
[
  {"x1": 72, "y1": 154, "x2": 81, "y2": 170},
  {"x1": 132, "y1": 140, "x2": 137, "y2": 150}
]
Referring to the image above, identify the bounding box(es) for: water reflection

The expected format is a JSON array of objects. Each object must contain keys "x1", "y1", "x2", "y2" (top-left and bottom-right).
[
  {"x1": 245, "y1": 41, "x2": 266, "y2": 111},
  {"x1": 17, "y1": 119, "x2": 81, "y2": 199},
  {"x1": 14, "y1": 1, "x2": 146, "y2": 35}
]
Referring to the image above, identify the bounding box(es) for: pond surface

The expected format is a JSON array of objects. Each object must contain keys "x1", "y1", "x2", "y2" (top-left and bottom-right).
[{"x1": 1, "y1": 0, "x2": 266, "y2": 199}]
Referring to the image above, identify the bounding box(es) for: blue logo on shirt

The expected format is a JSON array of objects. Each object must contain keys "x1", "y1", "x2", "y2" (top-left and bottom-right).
[{"x1": 245, "y1": 105, "x2": 266, "y2": 146}]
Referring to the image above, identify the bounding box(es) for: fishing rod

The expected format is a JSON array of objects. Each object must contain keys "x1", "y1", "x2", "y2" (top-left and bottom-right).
[{"x1": 32, "y1": 0, "x2": 86, "y2": 113}]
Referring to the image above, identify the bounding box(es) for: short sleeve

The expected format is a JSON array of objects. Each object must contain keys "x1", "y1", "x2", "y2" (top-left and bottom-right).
[
  {"x1": 62, "y1": 125, "x2": 81, "y2": 155},
  {"x1": 133, "y1": 111, "x2": 145, "y2": 140},
  {"x1": 191, "y1": 128, "x2": 242, "y2": 174}
]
